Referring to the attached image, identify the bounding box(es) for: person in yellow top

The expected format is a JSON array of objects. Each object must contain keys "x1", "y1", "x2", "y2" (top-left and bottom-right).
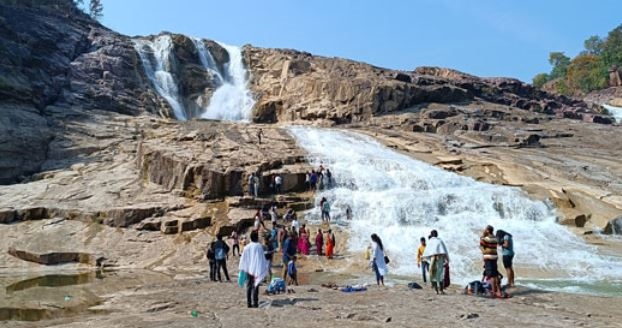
[{"x1": 416, "y1": 237, "x2": 429, "y2": 283}]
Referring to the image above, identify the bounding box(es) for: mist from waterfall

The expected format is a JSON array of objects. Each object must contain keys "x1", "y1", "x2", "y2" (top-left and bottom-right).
[
  {"x1": 288, "y1": 126, "x2": 622, "y2": 292},
  {"x1": 133, "y1": 35, "x2": 187, "y2": 120}
]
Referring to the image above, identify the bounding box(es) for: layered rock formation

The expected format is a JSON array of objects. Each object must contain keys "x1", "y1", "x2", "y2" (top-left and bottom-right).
[{"x1": 244, "y1": 48, "x2": 596, "y2": 124}]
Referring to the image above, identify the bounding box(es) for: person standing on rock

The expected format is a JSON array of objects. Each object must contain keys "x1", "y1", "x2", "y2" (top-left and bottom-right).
[
  {"x1": 417, "y1": 237, "x2": 429, "y2": 283},
  {"x1": 370, "y1": 233, "x2": 388, "y2": 286},
  {"x1": 321, "y1": 198, "x2": 331, "y2": 222},
  {"x1": 305, "y1": 171, "x2": 311, "y2": 191},
  {"x1": 325, "y1": 229, "x2": 335, "y2": 259},
  {"x1": 230, "y1": 231, "x2": 240, "y2": 257},
  {"x1": 310, "y1": 171, "x2": 317, "y2": 190},
  {"x1": 257, "y1": 128, "x2": 263, "y2": 144},
  {"x1": 281, "y1": 230, "x2": 297, "y2": 280},
  {"x1": 248, "y1": 173, "x2": 256, "y2": 197},
  {"x1": 274, "y1": 174, "x2": 282, "y2": 194},
  {"x1": 422, "y1": 230, "x2": 449, "y2": 294},
  {"x1": 252, "y1": 174, "x2": 259, "y2": 197},
  {"x1": 206, "y1": 240, "x2": 216, "y2": 281},
  {"x1": 315, "y1": 228, "x2": 324, "y2": 256},
  {"x1": 214, "y1": 234, "x2": 231, "y2": 282},
  {"x1": 480, "y1": 225, "x2": 501, "y2": 297},
  {"x1": 326, "y1": 169, "x2": 333, "y2": 188},
  {"x1": 239, "y1": 230, "x2": 270, "y2": 308},
  {"x1": 495, "y1": 229, "x2": 515, "y2": 288}
]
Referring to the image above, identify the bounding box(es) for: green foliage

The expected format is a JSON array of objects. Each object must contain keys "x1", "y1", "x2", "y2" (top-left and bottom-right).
[
  {"x1": 584, "y1": 35, "x2": 604, "y2": 55},
  {"x1": 548, "y1": 52, "x2": 571, "y2": 80},
  {"x1": 533, "y1": 23, "x2": 622, "y2": 94},
  {"x1": 566, "y1": 54, "x2": 608, "y2": 93},
  {"x1": 532, "y1": 73, "x2": 549, "y2": 88},
  {"x1": 602, "y1": 24, "x2": 622, "y2": 67}
]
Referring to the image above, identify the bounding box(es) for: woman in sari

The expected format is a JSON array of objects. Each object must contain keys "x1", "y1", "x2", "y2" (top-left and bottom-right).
[{"x1": 325, "y1": 231, "x2": 334, "y2": 259}]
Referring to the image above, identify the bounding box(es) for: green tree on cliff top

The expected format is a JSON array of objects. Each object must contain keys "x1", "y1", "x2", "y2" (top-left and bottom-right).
[{"x1": 532, "y1": 23, "x2": 622, "y2": 95}]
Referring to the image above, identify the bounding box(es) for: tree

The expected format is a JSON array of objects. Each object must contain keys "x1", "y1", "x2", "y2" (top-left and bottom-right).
[
  {"x1": 548, "y1": 52, "x2": 571, "y2": 80},
  {"x1": 532, "y1": 73, "x2": 550, "y2": 88},
  {"x1": 584, "y1": 35, "x2": 604, "y2": 56},
  {"x1": 89, "y1": 0, "x2": 103, "y2": 20},
  {"x1": 566, "y1": 54, "x2": 608, "y2": 93},
  {"x1": 602, "y1": 24, "x2": 622, "y2": 67}
]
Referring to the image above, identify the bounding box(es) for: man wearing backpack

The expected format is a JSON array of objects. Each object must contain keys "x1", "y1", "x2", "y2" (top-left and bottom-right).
[{"x1": 214, "y1": 234, "x2": 231, "y2": 282}]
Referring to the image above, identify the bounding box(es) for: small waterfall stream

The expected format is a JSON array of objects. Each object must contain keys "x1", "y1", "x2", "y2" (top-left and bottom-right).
[{"x1": 133, "y1": 35, "x2": 187, "y2": 120}]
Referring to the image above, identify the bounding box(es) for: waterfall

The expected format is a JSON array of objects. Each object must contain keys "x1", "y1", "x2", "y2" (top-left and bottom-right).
[
  {"x1": 288, "y1": 126, "x2": 622, "y2": 292},
  {"x1": 133, "y1": 35, "x2": 187, "y2": 121},
  {"x1": 197, "y1": 41, "x2": 255, "y2": 122},
  {"x1": 192, "y1": 38, "x2": 224, "y2": 85},
  {"x1": 603, "y1": 103, "x2": 622, "y2": 123}
]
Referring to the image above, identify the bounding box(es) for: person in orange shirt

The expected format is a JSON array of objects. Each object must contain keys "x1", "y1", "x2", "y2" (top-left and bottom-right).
[{"x1": 416, "y1": 237, "x2": 429, "y2": 283}]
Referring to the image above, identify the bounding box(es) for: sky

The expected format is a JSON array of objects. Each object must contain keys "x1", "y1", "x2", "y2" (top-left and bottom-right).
[{"x1": 101, "y1": 0, "x2": 622, "y2": 83}]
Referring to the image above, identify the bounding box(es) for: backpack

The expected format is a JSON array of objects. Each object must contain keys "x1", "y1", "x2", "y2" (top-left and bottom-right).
[{"x1": 266, "y1": 278, "x2": 286, "y2": 294}]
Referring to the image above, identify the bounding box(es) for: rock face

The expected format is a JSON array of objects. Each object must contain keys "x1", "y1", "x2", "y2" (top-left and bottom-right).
[{"x1": 243, "y1": 48, "x2": 591, "y2": 125}]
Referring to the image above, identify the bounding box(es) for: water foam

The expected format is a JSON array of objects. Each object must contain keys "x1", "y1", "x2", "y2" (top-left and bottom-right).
[
  {"x1": 199, "y1": 42, "x2": 255, "y2": 122},
  {"x1": 603, "y1": 103, "x2": 622, "y2": 123},
  {"x1": 133, "y1": 35, "x2": 187, "y2": 120},
  {"x1": 288, "y1": 126, "x2": 622, "y2": 286}
]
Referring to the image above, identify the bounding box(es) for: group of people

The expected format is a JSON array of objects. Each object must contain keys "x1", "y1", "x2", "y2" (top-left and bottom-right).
[
  {"x1": 247, "y1": 173, "x2": 285, "y2": 198},
  {"x1": 305, "y1": 164, "x2": 334, "y2": 191},
  {"x1": 235, "y1": 206, "x2": 340, "y2": 307},
  {"x1": 413, "y1": 225, "x2": 515, "y2": 297}
]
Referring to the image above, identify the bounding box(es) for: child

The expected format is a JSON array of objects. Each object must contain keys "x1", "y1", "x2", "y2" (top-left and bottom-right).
[{"x1": 286, "y1": 256, "x2": 298, "y2": 293}]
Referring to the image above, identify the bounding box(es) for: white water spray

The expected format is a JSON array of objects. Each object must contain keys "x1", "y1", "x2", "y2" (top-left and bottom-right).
[
  {"x1": 603, "y1": 103, "x2": 622, "y2": 123},
  {"x1": 133, "y1": 35, "x2": 187, "y2": 120},
  {"x1": 198, "y1": 42, "x2": 255, "y2": 122},
  {"x1": 288, "y1": 126, "x2": 622, "y2": 289}
]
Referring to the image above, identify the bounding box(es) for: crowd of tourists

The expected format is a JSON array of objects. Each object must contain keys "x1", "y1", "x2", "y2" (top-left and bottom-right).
[{"x1": 211, "y1": 163, "x2": 516, "y2": 307}]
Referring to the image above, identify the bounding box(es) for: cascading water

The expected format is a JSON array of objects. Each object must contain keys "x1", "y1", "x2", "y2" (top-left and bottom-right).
[
  {"x1": 289, "y1": 126, "x2": 622, "y2": 294},
  {"x1": 192, "y1": 38, "x2": 224, "y2": 85},
  {"x1": 603, "y1": 103, "x2": 622, "y2": 123},
  {"x1": 133, "y1": 35, "x2": 187, "y2": 120},
  {"x1": 195, "y1": 40, "x2": 255, "y2": 122}
]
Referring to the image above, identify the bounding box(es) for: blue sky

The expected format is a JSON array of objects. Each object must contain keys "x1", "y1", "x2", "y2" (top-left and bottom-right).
[{"x1": 101, "y1": 0, "x2": 622, "y2": 82}]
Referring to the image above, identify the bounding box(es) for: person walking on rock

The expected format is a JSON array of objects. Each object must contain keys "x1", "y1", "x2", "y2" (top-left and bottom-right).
[
  {"x1": 422, "y1": 230, "x2": 449, "y2": 294},
  {"x1": 239, "y1": 230, "x2": 270, "y2": 308},
  {"x1": 214, "y1": 234, "x2": 231, "y2": 282},
  {"x1": 417, "y1": 237, "x2": 429, "y2": 283},
  {"x1": 321, "y1": 198, "x2": 331, "y2": 222},
  {"x1": 496, "y1": 229, "x2": 515, "y2": 288},
  {"x1": 370, "y1": 233, "x2": 388, "y2": 286}
]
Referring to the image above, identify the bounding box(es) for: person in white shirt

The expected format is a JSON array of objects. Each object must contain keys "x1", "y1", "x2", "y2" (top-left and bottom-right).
[{"x1": 239, "y1": 230, "x2": 270, "y2": 308}]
